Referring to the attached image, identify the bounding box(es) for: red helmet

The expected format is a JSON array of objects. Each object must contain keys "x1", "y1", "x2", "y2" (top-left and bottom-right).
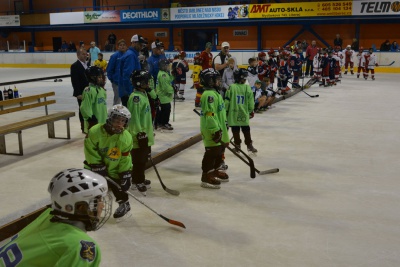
[
  {"x1": 194, "y1": 55, "x2": 201, "y2": 64},
  {"x1": 178, "y1": 51, "x2": 186, "y2": 58},
  {"x1": 285, "y1": 45, "x2": 290, "y2": 50},
  {"x1": 268, "y1": 48, "x2": 275, "y2": 55},
  {"x1": 258, "y1": 52, "x2": 266, "y2": 59}
]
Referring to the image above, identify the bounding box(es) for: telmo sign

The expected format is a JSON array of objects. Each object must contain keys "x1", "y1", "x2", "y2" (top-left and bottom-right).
[{"x1": 354, "y1": 1, "x2": 400, "y2": 15}]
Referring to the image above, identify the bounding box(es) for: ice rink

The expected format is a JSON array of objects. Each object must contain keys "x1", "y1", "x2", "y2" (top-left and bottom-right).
[{"x1": 1, "y1": 68, "x2": 400, "y2": 266}]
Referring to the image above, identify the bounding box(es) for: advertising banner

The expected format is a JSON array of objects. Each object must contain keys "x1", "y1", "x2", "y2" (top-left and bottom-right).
[
  {"x1": 249, "y1": 1, "x2": 352, "y2": 18},
  {"x1": 84, "y1": 11, "x2": 120, "y2": 23},
  {"x1": 170, "y1": 5, "x2": 249, "y2": 21},
  {"x1": 50, "y1": 12, "x2": 84, "y2": 25},
  {"x1": 120, "y1": 9, "x2": 162, "y2": 22},
  {"x1": 352, "y1": 0, "x2": 400, "y2": 16},
  {"x1": 0, "y1": 15, "x2": 20, "y2": 27}
]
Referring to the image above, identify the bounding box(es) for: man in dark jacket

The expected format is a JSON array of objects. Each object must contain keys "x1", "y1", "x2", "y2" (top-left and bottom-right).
[
  {"x1": 333, "y1": 34, "x2": 343, "y2": 50},
  {"x1": 70, "y1": 48, "x2": 89, "y2": 133},
  {"x1": 380, "y1": 40, "x2": 391, "y2": 51}
]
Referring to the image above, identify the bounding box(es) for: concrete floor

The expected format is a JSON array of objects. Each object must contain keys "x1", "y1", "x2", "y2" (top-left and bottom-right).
[{"x1": 1, "y1": 69, "x2": 400, "y2": 266}]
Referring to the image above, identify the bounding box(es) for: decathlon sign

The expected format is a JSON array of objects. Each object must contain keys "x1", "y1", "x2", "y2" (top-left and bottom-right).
[
  {"x1": 352, "y1": 1, "x2": 400, "y2": 15},
  {"x1": 120, "y1": 9, "x2": 161, "y2": 22}
]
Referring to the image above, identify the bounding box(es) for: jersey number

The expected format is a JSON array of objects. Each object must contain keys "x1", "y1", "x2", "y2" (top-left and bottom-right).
[
  {"x1": 236, "y1": 95, "x2": 245, "y2": 104},
  {"x1": 0, "y1": 235, "x2": 23, "y2": 267}
]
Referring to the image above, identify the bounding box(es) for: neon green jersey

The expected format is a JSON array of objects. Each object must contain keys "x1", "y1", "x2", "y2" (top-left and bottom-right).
[
  {"x1": 200, "y1": 88, "x2": 229, "y2": 147},
  {"x1": 84, "y1": 124, "x2": 133, "y2": 179},
  {"x1": 156, "y1": 70, "x2": 174, "y2": 104},
  {"x1": 80, "y1": 84, "x2": 107, "y2": 133},
  {"x1": 0, "y1": 208, "x2": 101, "y2": 267},
  {"x1": 127, "y1": 90, "x2": 154, "y2": 149},
  {"x1": 224, "y1": 83, "x2": 255, "y2": 126}
]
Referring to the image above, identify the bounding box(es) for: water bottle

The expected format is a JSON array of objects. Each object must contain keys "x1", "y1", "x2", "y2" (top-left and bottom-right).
[
  {"x1": 14, "y1": 85, "x2": 19, "y2": 98},
  {"x1": 3, "y1": 88, "x2": 8, "y2": 100},
  {"x1": 0, "y1": 89, "x2": 3, "y2": 101},
  {"x1": 7, "y1": 87, "x2": 13, "y2": 99}
]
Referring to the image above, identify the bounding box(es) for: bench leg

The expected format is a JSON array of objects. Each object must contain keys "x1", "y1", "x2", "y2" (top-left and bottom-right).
[
  {"x1": 18, "y1": 131, "x2": 23, "y2": 155},
  {"x1": 0, "y1": 135, "x2": 6, "y2": 154},
  {"x1": 48, "y1": 122, "x2": 55, "y2": 138},
  {"x1": 66, "y1": 118, "x2": 71, "y2": 139}
]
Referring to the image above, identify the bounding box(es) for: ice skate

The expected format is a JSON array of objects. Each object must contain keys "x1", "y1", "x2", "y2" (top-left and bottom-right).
[
  {"x1": 344, "y1": 71, "x2": 347, "y2": 75},
  {"x1": 351, "y1": 71, "x2": 354, "y2": 75},
  {"x1": 113, "y1": 201, "x2": 132, "y2": 222},
  {"x1": 157, "y1": 124, "x2": 173, "y2": 133},
  {"x1": 133, "y1": 183, "x2": 147, "y2": 196},
  {"x1": 233, "y1": 143, "x2": 241, "y2": 153},
  {"x1": 247, "y1": 143, "x2": 258, "y2": 157},
  {"x1": 219, "y1": 161, "x2": 228, "y2": 172},
  {"x1": 201, "y1": 171, "x2": 221, "y2": 189}
]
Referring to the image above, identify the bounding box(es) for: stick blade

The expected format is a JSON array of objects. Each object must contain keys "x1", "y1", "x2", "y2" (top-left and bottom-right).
[
  {"x1": 165, "y1": 188, "x2": 180, "y2": 196},
  {"x1": 160, "y1": 215, "x2": 186, "y2": 229},
  {"x1": 259, "y1": 168, "x2": 279, "y2": 175}
]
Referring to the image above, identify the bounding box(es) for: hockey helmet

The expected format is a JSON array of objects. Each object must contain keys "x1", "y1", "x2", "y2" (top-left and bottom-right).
[
  {"x1": 200, "y1": 68, "x2": 221, "y2": 89},
  {"x1": 85, "y1": 66, "x2": 104, "y2": 85},
  {"x1": 106, "y1": 105, "x2": 131, "y2": 134},
  {"x1": 130, "y1": 70, "x2": 151, "y2": 88},
  {"x1": 159, "y1": 58, "x2": 170, "y2": 72},
  {"x1": 359, "y1": 46, "x2": 364, "y2": 51},
  {"x1": 258, "y1": 51, "x2": 266, "y2": 60},
  {"x1": 346, "y1": 45, "x2": 351, "y2": 50},
  {"x1": 48, "y1": 168, "x2": 112, "y2": 231},
  {"x1": 268, "y1": 48, "x2": 275, "y2": 56},
  {"x1": 233, "y1": 68, "x2": 248, "y2": 83},
  {"x1": 194, "y1": 55, "x2": 201, "y2": 65},
  {"x1": 178, "y1": 51, "x2": 187, "y2": 58}
]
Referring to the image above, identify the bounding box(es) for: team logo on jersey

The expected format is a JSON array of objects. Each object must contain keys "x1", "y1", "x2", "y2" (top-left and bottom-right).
[
  {"x1": 208, "y1": 96, "x2": 214, "y2": 103},
  {"x1": 80, "y1": 240, "x2": 96, "y2": 262},
  {"x1": 133, "y1": 96, "x2": 140, "y2": 103},
  {"x1": 107, "y1": 147, "x2": 121, "y2": 161}
]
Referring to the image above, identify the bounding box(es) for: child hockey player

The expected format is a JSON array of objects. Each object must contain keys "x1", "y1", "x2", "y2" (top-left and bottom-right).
[
  {"x1": 199, "y1": 68, "x2": 230, "y2": 189},
  {"x1": 94, "y1": 52, "x2": 107, "y2": 72},
  {"x1": 127, "y1": 70, "x2": 155, "y2": 195},
  {"x1": 362, "y1": 48, "x2": 378, "y2": 80},
  {"x1": 171, "y1": 51, "x2": 189, "y2": 101},
  {"x1": 156, "y1": 59, "x2": 175, "y2": 131},
  {"x1": 247, "y1": 57, "x2": 259, "y2": 90},
  {"x1": 84, "y1": 105, "x2": 133, "y2": 222},
  {"x1": 80, "y1": 66, "x2": 107, "y2": 133},
  {"x1": 289, "y1": 47, "x2": 304, "y2": 89},
  {"x1": 277, "y1": 51, "x2": 292, "y2": 95},
  {"x1": 193, "y1": 55, "x2": 203, "y2": 108},
  {"x1": 253, "y1": 80, "x2": 267, "y2": 113},
  {"x1": 257, "y1": 51, "x2": 269, "y2": 81},
  {"x1": 267, "y1": 48, "x2": 278, "y2": 90},
  {"x1": 343, "y1": 45, "x2": 355, "y2": 75},
  {"x1": 356, "y1": 47, "x2": 365, "y2": 78},
  {"x1": 333, "y1": 46, "x2": 343, "y2": 83},
  {"x1": 320, "y1": 48, "x2": 330, "y2": 87},
  {"x1": 225, "y1": 68, "x2": 257, "y2": 154},
  {"x1": 0, "y1": 168, "x2": 111, "y2": 266}
]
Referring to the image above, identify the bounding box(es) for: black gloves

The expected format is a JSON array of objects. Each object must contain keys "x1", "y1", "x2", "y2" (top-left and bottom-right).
[
  {"x1": 137, "y1": 132, "x2": 148, "y2": 148},
  {"x1": 212, "y1": 129, "x2": 222, "y2": 143},
  {"x1": 119, "y1": 171, "x2": 132, "y2": 192},
  {"x1": 90, "y1": 164, "x2": 107, "y2": 177}
]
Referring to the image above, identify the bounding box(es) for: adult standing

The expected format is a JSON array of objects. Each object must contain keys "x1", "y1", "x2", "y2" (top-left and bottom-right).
[
  {"x1": 305, "y1": 40, "x2": 318, "y2": 77},
  {"x1": 333, "y1": 34, "x2": 343, "y2": 50},
  {"x1": 106, "y1": 39, "x2": 127, "y2": 105},
  {"x1": 351, "y1": 38, "x2": 359, "y2": 51},
  {"x1": 118, "y1": 34, "x2": 144, "y2": 107},
  {"x1": 89, "y1": 41, "x2": 101, "y2": 66},
  {"x1": 71, "y1": 48, "x2": 89, "y2": 133},
  {"x1": 107, "y1": 32, "x2": 117, "y2": 51},
  {"x1": 200, "y1": 42, "x2": 213, "y2": 70},
  {"x1": 147, "y1": 40, "x2": 167, "y2": 85},
  {"x1": 213, "y1": 41, "x2": 237, "y2": 77}
]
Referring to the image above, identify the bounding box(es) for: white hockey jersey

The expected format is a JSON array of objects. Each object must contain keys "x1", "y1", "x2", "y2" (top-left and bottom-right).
[
  {"x1": 356, "y1": 51, "x2": 366, "y2": 67},
  {"x1": 342, "y1": 49, "x2": 355, "y2": 63},
  {"x1": 361, "y1": 53, "x2": 378, "y2": 69}
]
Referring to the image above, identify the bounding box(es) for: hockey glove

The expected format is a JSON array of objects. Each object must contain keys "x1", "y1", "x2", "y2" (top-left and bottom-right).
[
  {"x1": 375, "y1": 63, "x2": 379, "y2": 67},
  {"x1": 137, "y1": 132, "x2": 148, "y2": 148},
  {"x1": 88, "y1": 115, "x2": 98, "y2": 129},
  {"x1": 90, "y1": 163, "x2": 107, "y2": 177},
  {"x1": 154, "y1": 97, "x2": 161, "y2": 110},
  {"x1": 250, "y1": 111, "x2": 255, "y2": 119},
  {"x1": 119, "y1": 171, "x2": 132, "y2": 192},
  {"x1": 212, "y1": 129, "x2": 222, "y2": 143}
]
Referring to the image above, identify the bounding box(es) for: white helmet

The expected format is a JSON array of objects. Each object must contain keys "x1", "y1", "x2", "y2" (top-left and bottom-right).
[
  {"x1": 48, "y1": 168, "x2": 112, "y2": 231},
  {"x1": 106, "y1": 105, "x2": 131, "y2": 134}
]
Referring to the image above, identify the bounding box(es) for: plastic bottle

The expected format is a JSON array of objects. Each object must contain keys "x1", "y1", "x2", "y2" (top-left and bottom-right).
[
  {"x1": 0, "y1": 88, "x2": 3, "y2": 101},
  {"x1": 3, "y1": 87, "x2": 8, "y2": 100},
  {"x1": 14, "y1": 85, "x2": 19, "y2": 98},
  {"x1": 7, "y1": 86, "x2": 13, "y2": 99}
]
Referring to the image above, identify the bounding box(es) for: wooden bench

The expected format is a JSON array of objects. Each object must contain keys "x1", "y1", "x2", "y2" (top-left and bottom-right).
[{"x1": 0, "y1": 92, "x2": 75, "y2": 155}]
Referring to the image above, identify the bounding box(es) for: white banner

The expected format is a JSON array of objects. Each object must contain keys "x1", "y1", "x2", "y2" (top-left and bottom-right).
[
  {"x1": 0, "y1": 15, "x2": 20, "y2": 27},
  {"x1": 170, "y1": 5, "x2": 249, "y2": 21},
  {"x1": 50, "y1": 12, "x2": 84, "y2": 25},
  {"x1": 352, "y1": 0, "x2": 400, "y2": 15}
]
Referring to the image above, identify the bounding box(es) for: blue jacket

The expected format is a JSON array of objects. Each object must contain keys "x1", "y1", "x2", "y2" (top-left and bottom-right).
[
  {"x1": 106, "y1": 51, "x2": 123, "y2": 85},
  {"x1": 118, "y1": 47, "x2": 141, "y2": 98},
  {"x1": 390, "y1": 44, "x2": 399, "y2": 52},
  {"x1": 147, "y1": 53, "x2": 167, "y2": 84}
]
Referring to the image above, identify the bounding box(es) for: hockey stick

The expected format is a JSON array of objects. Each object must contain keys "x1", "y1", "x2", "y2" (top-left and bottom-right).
[
  {"x1": 149, "y1": 156, "x2": 180, "y2": 196},
  {"x1": 105, "y1": 176, "x2": 186, "y2": 229},
  {"x1": 228, "y1": 137, "x2": 279, "y2": 176},
  {"x1": 369, "y1": 61, "x2": 395, "y2": 67},
  {"x1": 288, "y1": 80, "x2": 319, "y2": 98},
  {"x1": 173, "y1": 92, "x2": 176, "y2": 122}
]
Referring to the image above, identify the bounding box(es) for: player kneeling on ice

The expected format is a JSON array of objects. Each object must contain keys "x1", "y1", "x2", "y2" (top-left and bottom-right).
[
  {"x1": 127, "y1": 70, "x2": 155, "y2": 195},
  {"x1": 225, "y1": 68, "x2": 257, "y2": 155},
  {"x1": 80, "y1": 66, "x2": 107, "y2": 134},
  {"x1": 84, "y1": 105, "x2": 133, "y2": 222},
  {"x1": 199, "y1": 68, "x2": 230, "y2": 189},
  {"x1": 0, "y1": 168, "x2": 111, "y2": 266}
]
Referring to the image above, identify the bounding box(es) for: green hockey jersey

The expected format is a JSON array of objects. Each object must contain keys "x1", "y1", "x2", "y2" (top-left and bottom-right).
[
  {"x1": 84, "y1": 124, "x2": 132, "y2": 179},
  {"x1": 80, "y1": 84, "x2": 107, "y2": 133},
  {"x1": 127, "y1": 90, "x2": 154, "y2": 149},
  {"x1": 0, "y1": 208, "x2": 101, "y2": 267},
  {"x1": 224, "y1": 83, "x2": 255, "y2": 126},
  {"x1": 200, "y1": 88, "x2": 229, "y2": 147},
  {"x1": 156, "y1": 70, "x2": 174, "y2": 104}
]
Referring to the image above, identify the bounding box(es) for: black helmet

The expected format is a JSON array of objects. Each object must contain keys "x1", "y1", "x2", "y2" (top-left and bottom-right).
[
  {"x1": 85, "y1": 66, "x2": 104, "y2": 85},
  {"x1": 200, "y1": 68, "x2": 221, "y2": 89},
  {"x1": 130, "y1": 70, "x2": 151, "y2": 88},
  {"x1": 233, "y1": 68, "x2": 248, "y2": 83},
  {"x1": 159, "y1": 59, "x2": 170, "y2": 72}
]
